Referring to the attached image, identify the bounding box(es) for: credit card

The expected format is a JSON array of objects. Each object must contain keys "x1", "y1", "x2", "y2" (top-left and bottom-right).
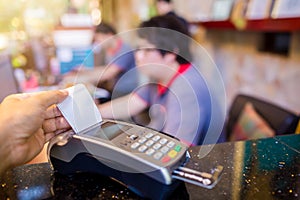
[{"x1": 57, "y1": 84, "x2": 102, "y2": 133}]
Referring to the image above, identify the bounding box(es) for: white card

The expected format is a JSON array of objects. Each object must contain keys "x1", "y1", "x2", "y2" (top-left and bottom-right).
[{"x1": 57, "y1": 84, "x2": 102, "y2": 133}]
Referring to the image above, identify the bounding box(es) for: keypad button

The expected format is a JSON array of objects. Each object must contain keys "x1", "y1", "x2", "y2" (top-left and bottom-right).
[
  {"x1": 168, "y1": 150, "x2": 177, "y2": 158},
  {"x1": 153, "y1": 143, "x2": 162, "y2": 150},
  {"x1": 160, "y1": 146, "x2": 169, "y2": 154},
  {"x1": 161, "y1": 156, "x2": 171, "y2": 163},
  {"x1": 159, "y1": 138, "x2": 168, "y2": 145},
  {"x1": 167, "y1": 141, "x2": 175, "y2": 148},
  {"x1": 153, "y1": 152, "x2": 163, "y2": 160},
  {"x1": 174, "y1": 145, "x2": 182, "y2": 152},
  {"x1": 138, "y1": 137, "x2": 147, "y2": 144},
  {"x1": 145, "y1": 148, "x2": 155, "y2": 156},
  {"x1": 152, "y1": 135, "x2": 161, "y2": 142},
  {"x1": 138, "y1": 145, "x2": 147, "y2": 152},
  {"x1": 146, "y1": 140, "x2": 154, "y2": 146},
  {"x1": 131, "y1": 142, "x2": 140, "y2": 149},
  {"x1": 145, "y1": 133, "x2": 154, "y2": 138},
  {"x1": 129, "y1": 134, "x2": 138, "y2": 140}
]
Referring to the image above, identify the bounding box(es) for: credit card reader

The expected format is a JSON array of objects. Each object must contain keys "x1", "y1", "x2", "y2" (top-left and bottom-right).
[
  {"x1": 48, "y1": 120, "x2": 223, "y2": 199},
  {"x1": 48, "y1": 119, "x2": 188, "y2": 183},
  {"x1": 48, "y1": 85, "x2": 223, "y2": 199}
]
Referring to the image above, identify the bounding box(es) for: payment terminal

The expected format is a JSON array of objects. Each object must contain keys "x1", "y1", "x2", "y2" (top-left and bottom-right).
[
  {"x1": 48, "y1": 120, "x2": 223, "y2": 199},
  {"x1": 48, "y1": 84, "x2": 223, "y2": 199}
]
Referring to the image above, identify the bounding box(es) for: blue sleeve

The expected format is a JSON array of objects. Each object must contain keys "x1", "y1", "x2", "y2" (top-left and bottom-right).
[
  {"x1": 134, "y1": 84, "x2": 152, "y2": 105},
  {"x1": 111, "y1": 46, "x2": 135, "y2": 71}
]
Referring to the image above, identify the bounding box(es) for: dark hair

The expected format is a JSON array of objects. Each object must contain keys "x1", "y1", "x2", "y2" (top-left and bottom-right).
[
  {"x1": 138, "y1": 15, "x2": 192, "y2": 64},
  {"x1": 95, "y1": 22, "x2": 117, "y2": 35}
]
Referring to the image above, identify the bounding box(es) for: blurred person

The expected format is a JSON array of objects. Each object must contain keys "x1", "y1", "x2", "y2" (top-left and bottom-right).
[
  {"x1": 98, "y1": 15, "x2": 211, "y2": 146},
  {"x1": 63, "y1": 22, "x2": 138, "y2": 99},
  {"x1": 0, "y1": 90, "x2": 70, "y2": 175},
  {"x1": 155, "y1": 0, "x2": 190, "y2": 34}
]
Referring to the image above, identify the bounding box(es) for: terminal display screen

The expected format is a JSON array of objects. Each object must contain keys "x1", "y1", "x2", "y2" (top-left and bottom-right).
[{"x1": 86, "y1": 122, "x2": 132, "y2": 140}]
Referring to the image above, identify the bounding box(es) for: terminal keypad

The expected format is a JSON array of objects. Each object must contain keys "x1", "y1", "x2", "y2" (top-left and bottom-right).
[{"x1": 130, "y1": 132, "x2": 183, "y2": 163}]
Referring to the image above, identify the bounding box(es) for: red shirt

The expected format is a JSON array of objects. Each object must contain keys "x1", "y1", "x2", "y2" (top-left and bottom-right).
[{"x1": 158, "y1": 63, "x2": 191, "y2": 96}]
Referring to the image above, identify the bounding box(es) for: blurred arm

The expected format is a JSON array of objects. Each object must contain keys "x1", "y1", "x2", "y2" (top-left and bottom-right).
[
  {"x1": 63, "y1": 64, "x2": 122, "y2": 86},
  {"x1": 98, "y1": 93, "x2": 148, "y2": 120}
]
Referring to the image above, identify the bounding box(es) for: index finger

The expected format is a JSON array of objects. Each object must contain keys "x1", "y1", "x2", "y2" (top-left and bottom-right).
[{"x1": 32, "y1": 90, "x2": 68, "y2": 109}]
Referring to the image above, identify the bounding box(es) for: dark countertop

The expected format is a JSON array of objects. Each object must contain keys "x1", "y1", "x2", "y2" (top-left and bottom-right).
[{"x1": 1, "y1": 134, "x2": 300, "y2": 199}]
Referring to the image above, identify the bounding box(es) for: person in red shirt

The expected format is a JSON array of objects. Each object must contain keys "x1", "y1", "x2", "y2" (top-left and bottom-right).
[
  {"x1": 63, "y1": 22, "x2": 138, "y2": 99},
  {"x1": 98, "y1": 15, "x2": 212, "y2": 146}
]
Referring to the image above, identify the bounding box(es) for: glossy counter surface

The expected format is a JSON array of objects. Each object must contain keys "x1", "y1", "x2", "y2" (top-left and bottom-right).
[{"x1": 1, "y1": 134, "x2": 300, "y2": 199}]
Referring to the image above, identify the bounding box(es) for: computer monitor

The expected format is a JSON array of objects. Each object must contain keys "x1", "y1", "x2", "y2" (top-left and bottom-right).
[{"x1": 0, "y1": 53, "x2": 20, "y2": 102}]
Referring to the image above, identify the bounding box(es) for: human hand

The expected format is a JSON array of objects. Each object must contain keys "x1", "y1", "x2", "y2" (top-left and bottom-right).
[{"x1": 0, "y1": 90, "x2": 69, "y2": 174}]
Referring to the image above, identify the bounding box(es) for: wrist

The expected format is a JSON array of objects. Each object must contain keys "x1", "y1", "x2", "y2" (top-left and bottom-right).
[
  {"x1": 0, "y1": 104, "x2": 15, "y2": 175},
  {"x1": 0, "y1": 126, "x2": 13, "y2": 175}
]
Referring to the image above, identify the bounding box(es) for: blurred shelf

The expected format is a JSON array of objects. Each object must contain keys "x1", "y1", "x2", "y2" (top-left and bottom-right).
[{"x1": 193, "y1": 17, "x2": 300, "y2": 32}]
